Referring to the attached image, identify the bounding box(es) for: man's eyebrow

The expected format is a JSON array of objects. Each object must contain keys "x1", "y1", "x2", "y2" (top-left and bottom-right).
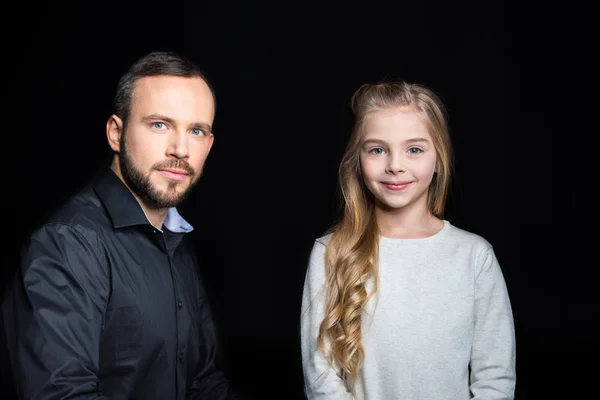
[{"x1": 142, "y1": 113, "x2": 175, "y2": 124}]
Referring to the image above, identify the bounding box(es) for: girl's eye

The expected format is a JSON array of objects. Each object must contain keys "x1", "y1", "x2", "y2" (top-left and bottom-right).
[
  {"x1": 407, "y1": 147, "x2": 422, "y2": 154},
  {"x1": 369, "y1": 147, "x2": 385, "y2": 155}
]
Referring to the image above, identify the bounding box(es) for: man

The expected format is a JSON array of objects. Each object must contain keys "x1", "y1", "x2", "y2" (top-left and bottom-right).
[{"x1": 3, "y1": 51, "x2": 243, "y2": 399}]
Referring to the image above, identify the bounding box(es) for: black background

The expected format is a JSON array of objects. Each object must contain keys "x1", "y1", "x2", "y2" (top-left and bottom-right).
[{"x1": 2, "y1": 1, "x2": 598, "y2": 399}]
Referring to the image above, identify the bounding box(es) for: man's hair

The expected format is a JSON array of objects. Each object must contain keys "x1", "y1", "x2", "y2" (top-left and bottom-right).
[{"x1": 113, "y1": 51, "x2": 216, "y2": 126}]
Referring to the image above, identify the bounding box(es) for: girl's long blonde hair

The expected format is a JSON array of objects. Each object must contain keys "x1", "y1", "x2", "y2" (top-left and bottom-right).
[{"x1": 318, "y1": 81, "x2": 453, "y2": 394}]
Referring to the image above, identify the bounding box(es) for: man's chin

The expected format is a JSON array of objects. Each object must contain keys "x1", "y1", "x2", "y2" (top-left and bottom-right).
[
  {"x1": 141, "y1": 177, "x2": 196, "y2": 207},
  {"x1": 150, "y1": 189, "x2": 191, "y2": 208}
]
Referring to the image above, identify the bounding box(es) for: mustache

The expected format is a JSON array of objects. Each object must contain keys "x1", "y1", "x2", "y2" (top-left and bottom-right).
[{"x1": 153, "y1": 160, "x2": 195, "y2": 176}]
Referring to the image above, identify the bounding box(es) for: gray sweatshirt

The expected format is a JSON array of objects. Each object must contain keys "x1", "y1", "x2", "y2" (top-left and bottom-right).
[{"x1": 300, "y1": 220, "x2": 516, "y2": 399}]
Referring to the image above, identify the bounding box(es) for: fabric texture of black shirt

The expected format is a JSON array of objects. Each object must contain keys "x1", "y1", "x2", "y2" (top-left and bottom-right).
[{"x1": 2, "y1": 168, "x2": 242, "y2": 400}]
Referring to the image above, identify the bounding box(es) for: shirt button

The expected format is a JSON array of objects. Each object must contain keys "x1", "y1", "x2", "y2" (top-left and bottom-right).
[
  {"x1": 178, "y1": 300, "x2": 183, "y2": 309},
  {"x1": 178, "y1": 352, "x2": 184, "y2": 362}
]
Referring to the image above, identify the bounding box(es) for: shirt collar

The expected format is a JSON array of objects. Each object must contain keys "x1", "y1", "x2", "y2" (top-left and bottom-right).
[
  {"x1": 163, "y1": 207, "x2": 194, "y2": 233},
  {"x1": 93, "y1": 168, "x2": 194, "y2": 233}
]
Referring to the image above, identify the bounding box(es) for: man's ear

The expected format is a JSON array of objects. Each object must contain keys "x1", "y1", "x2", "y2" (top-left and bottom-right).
[
  {"x1": 207, "y1": 133, "x2": 215, "y2": 153},
  {"x1": 106, "y1": 114, "x2": 124, "y2": 152}
]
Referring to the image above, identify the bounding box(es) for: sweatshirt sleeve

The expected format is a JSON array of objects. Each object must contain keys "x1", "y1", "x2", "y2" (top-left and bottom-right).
[
  {"x1": 300, "y1": 239, "x2": 354, "y2": 400},
  {"x1": 470, "y1": 246, "x2": 516, "y2": 399}
]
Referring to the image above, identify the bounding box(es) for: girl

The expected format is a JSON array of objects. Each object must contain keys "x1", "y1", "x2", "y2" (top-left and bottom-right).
[{"x1": 300, "y1": 81, "x2": 515, "y2": 399}]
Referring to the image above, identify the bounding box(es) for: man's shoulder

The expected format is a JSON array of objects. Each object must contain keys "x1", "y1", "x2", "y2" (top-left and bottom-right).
[{"x1": 32, "y1": 183, "x2": 110, "y2": 240}]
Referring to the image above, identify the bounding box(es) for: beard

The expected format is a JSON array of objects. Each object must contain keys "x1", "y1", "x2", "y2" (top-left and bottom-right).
[{"x1": 119, "y1": 135, "x2": 198, "y2": 208}]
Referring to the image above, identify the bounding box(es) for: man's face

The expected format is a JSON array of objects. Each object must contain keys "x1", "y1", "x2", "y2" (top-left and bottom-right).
[{"x1": 109, "y1": 75, "x2": 215, "y2": 208}]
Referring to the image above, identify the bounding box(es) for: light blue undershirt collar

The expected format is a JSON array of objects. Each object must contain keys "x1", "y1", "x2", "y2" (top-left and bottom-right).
[{"x1": 162, "y1": 207, "x2": 194, "y2": 233}]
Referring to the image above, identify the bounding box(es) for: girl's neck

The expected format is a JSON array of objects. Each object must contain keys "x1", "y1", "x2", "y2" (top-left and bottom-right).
[{"x1": 375, "y1": 202, "x2": 443, "y2": 239}]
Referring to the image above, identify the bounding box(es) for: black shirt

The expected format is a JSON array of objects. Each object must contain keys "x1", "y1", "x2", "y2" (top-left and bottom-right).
[{"x1": 2, "y1": 169, "x2": 242, "y2": 400}]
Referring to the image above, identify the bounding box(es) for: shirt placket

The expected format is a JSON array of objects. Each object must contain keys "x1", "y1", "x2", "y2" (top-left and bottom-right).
[{"x1": 153, "y1": 228, "x2": 186, "y2": 400}]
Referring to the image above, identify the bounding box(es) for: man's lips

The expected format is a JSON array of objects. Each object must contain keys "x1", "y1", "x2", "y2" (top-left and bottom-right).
[{"x1": 158, "y1": 169, "x2": 189, "y2": 181}]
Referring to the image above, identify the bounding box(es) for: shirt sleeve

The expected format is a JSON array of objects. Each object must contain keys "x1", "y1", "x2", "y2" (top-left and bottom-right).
[
  {"x1": 2, "y1": 223, "x2": 109, "y2": 400},
  {"x1": 470, "y1": 246, "x2": 517, "y2": 399},
  {"x1": 300, "y1": 240, "x2": 354, "y2": 400}
]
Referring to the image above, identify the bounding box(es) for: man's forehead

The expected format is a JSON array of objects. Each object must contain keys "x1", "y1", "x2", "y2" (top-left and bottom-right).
[
  {"x1": 132, "y1": 75, "x2": 210, "y2": 96},
  {"x1": 130, "y1": 76, "x2": 215, "y2": 118}
]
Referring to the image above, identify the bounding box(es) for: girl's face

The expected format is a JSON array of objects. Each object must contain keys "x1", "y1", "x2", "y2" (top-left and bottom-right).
[{"x1": 359, "y1": 107, "x2": 438, "y2": 215}]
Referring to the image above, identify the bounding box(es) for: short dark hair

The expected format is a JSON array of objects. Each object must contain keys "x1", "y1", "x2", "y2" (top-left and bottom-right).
[{"x1": 113, "y1": 51, "x2": 216, "y2": 126}]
